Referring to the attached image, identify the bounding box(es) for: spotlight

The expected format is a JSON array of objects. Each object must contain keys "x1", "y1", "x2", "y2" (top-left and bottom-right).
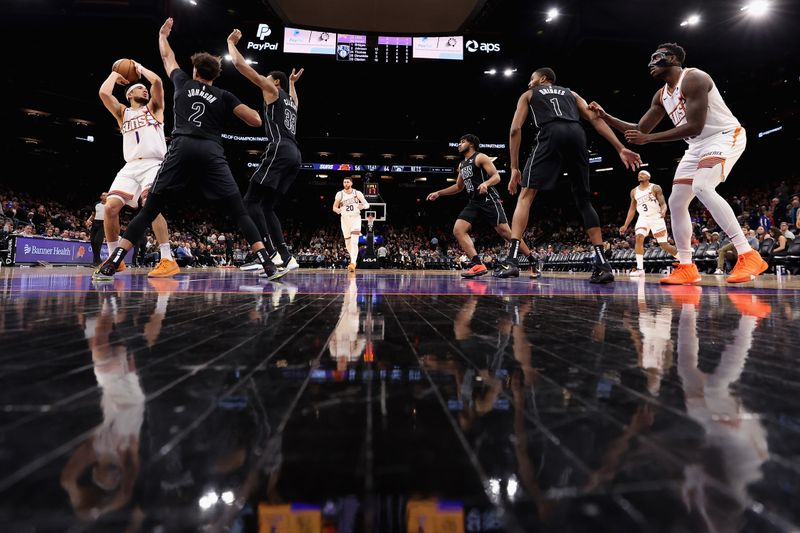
[
  {"x1": 484, "y1": 68, "x2": 497, "y2": 75},
  {"x1": 741, "y1": 1, "x2": 770, "y2": 16},
  {"x1": 545, "y1": 8, "x2": 559, "y2": 22},
  {"x1": 503, "y1": 68, "x2": 517, "y2": 77},
  {"x1": 680, "y1": 14, "x2": 700, "y2": 26}
]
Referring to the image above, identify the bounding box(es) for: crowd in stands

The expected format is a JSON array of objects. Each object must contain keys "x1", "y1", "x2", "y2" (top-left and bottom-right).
[{"x1": 2, "y1": 177, "x2": 799, "y2": 269}]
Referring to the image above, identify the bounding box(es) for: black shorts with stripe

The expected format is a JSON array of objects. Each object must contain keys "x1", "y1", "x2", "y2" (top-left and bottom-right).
[
  {"x1": 522, "y1": 121, "x2": 590, "y2": 195},
  {"x1": 149, "y1": 136, "x2": 240, "y2": 199},
  {"x1": 250, "y1": 141, "x2": 302, "y2": 195},
  {"x1": 458, "y1": 197, "x2": 508, "y2": 227}
]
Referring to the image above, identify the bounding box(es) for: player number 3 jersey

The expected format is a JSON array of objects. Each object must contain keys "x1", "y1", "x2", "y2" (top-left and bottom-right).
[{"x1": 635, "y1": 184, "x2": 661, "y2": 218}]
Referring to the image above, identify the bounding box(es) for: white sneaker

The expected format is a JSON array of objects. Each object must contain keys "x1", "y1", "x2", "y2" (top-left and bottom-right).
[
  {"x1": 713, "y1": 268, "x2": 725, "y2": 275},
  {"x1": 282, "y1": 256, "x2": 299, "y2": 271},
  {"x1": 239, "y1": 260, "x2": 264, "y2": 272},
  {"x1": 271, "y1": 252, "x2": 283, "y2": 266},
  {"x1": 629, "y1": 269, "x2": 645, "y2": 277}
]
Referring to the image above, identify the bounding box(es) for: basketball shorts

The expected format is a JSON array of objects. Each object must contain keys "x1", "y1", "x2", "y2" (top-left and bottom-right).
[
  {"x1": 673, "y1": 127, "x2": 746, "y2": 186},
  {"x1": 457, "y1": 198, "x2": 508, "y2": 226},
  {"x1": 635, "y1": 216, "x2": 669, "y2": 243},
  {"x1": 521, "y1": 121, "x2": 589, "y2": 194},
  {"x1": 251, "y1": 141, "x2": 302, "y2": 195},
  {"x1": 341, "y1": 215, "x2": 362, "y2": 237},
  {"x1": 149, "y1": 136, "x2": 241, "y2": 200},
  {"x1": 108, "y1": 158, "x2": 162, "y2": 208}
]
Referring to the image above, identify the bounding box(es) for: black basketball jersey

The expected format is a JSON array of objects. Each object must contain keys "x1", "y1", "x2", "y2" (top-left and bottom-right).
[
  {"x1": 169, "y1": 69, "x2": 242, "y2": 143},
  {"x1": 529, "y1": 84, "x2": 580, "y2": 127},
  {"x1": 459, "y1": 152, "x2": 500, "y2": 202},
  {"x1": 264, "y1": 88, "x2": 298, "y2": 145}
]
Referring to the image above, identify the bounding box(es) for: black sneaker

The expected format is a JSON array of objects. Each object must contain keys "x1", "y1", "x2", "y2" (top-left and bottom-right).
[
  {"x1": 92, "y1": 261, "x2": 117, "y2": 280},
  {"x1": 530, "y1": 264, "x2": 541, "y2": 279},
  {"x1": 493, "y1": 261, "x2": 520, "y2": 278},
  {"x1": 589, "y1": 263, "x2": 614, "y2": 284}
]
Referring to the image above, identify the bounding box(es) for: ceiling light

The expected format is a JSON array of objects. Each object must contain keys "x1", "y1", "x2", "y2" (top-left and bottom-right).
[
  {"x1": 546, "y1": 8, "x2": 559, "y2": 22},
  {"x1": 741, "y1": 1, "x2": 770, "y2": 16},
  {"x1": 680, "y1": 14, "x2": 700, "y2": 26},
  {"x1": 503, "y1": 68, "x2": 517, "y2": 77}
]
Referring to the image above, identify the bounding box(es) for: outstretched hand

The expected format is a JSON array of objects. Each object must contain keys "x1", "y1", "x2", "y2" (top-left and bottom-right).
[
  {"x1": 160, "y1": 17, "x2": 173, "y2": 37},
  {"x1": 290, "y1": 68, "x2": 304, "y2": 83},
  {"x1": 228, "y1": 29, "x2": 242, "y2": 45},
  {"x1": 588, "y1": 101, "x2": 607, "y2": 119},
  {"x1": 618, "y1": 147, "x2": 642, "y2": 170},
  {"x1": 426, "y1": 192, "x2": 440, "y2": 201}
]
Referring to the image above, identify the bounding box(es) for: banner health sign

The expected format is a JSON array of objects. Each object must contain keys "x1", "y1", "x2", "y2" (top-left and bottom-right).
[{"x1": 13, "y1": 236, "x2": 134, "y2": 265}]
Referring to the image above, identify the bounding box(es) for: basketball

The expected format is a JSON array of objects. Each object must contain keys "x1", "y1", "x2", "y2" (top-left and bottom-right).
[{"x1": 112, "y1": 58, "x2": 139, "y2": 83}]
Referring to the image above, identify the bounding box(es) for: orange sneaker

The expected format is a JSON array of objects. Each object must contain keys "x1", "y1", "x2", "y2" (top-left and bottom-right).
[
  {"x1": 461, "y1": 263, "x2": 488, "y2": 279},
  {"x1": 727, "y1": 293, "x2": 772, "y2": 319},
  {"x1": 726, "y1": 250, "x2": 768, "y2": 284},
  {"x1": 347, "y1": 262, "x2": 356, "y2": 273},
  {"x1": 659, "y1": 263, "x2": 701, "y2": 285},
  {"x1": 662, "y1": 285, "x2": 702, "y2": 307},
  {"x1": 147, "y1": 258, "x2": 180, "y2": 278}
]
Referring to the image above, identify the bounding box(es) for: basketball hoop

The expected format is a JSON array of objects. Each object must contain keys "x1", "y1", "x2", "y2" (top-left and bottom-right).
[{"x1": 366, "y1": 213, "x2": 375, "y2": 232}]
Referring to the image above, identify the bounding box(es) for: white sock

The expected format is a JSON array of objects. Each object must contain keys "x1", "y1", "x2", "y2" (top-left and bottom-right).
[
  {"x1": 668, "y1": 184, "x2": 695, "y2": 264},
  {"x1": 636, "y1": 254, "x2": 644, "y2": 270},
  {"x1": 350, "y1": 236, "x2": 359, "y2": 263},
  {"x1": 691, "y1": 167, "x2": 751, "y2": 255},
  {"x1": 108, "y1": 240, "x2": 119, "y2": 253},
  {"x1": 160, "y1": 243, "x2": 173, "y2": 261},
  {"x1": 345, "y1": 237, "x2": 353, "y2": 263}
]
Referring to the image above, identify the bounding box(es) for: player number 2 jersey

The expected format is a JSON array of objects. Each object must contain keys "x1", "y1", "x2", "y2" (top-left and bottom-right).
[
  {"x1": 661, "y1": 68, "x2": 740, "y2": 145},
  {"x1": 635, "y1": 184, "x2": 661, "y2": 218},
  {"x1": 121, "y1": 106, "x2": 166, "y2": 162}
]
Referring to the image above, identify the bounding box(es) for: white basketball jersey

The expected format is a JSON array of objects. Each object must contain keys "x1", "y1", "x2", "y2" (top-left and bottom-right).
[
  {"x1": 661, "y1": 68, "x2": 739, "y2": 145},
  {"x1": 337, "y1": 189, "x2": 362, "y2": 218},
  {"x1": 634, "y1": 184, "x2": 661, "y2": 218},
  {"x1": 121, "y1": 106, "x2": 166, "y2": 163}
]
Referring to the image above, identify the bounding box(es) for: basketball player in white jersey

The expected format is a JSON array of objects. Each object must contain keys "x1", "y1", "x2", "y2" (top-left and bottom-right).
[
  {"x1": 619, "y1": 170, "x2": 677, "y2": 276},
  {"x1": 333, "y1": 177, "x2": 369, "y2": 272},
  {"x1": 590, "y1": 43, "x2": 766, "y2": 284},
  {"x1": 96, "y1": 62, "x2": 178, "y2": 278}
]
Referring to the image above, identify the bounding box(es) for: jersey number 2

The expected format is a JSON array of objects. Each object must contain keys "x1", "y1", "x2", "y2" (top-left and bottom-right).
[{"x1": 189, "y1": 102, "x2": 206, "y2": 127}]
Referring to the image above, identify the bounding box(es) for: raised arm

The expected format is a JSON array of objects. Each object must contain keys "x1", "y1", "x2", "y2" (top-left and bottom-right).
[
  {"x1": 227, "y1": 29, "x2": 279, "y2": 102},
  {"x1": 625, "y1": 70, "x2": 711, "y2": 145},
  {"x1": 574, "y1": 91, "x2": 641, "y2": 170},
  {"x1": 620, "y1": 190, "x2": 637, "y2": 234},
  {"x1": 135, "y1": 62, "x2": 164, "y2": 119},
  {"x1": 158, "y1": 18, "x2": 180, "y2": 77},
  {"x1": 289, "y1": 68, "x2": 303, "y2": 107},
  {"x1": 589, "y1": 90, "x2": 666, "y2": 134},
  {"x1": 98, "y1": 72, "x2": 128, "y2": 127}
]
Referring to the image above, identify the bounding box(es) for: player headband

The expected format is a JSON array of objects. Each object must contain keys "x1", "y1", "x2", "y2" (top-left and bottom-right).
[
  {"x1": 639, "y1": 170, "x2": 651, "y2": 178},
  {"x1": 125, "y1": 83, "x2": 146, "y2": 98}
]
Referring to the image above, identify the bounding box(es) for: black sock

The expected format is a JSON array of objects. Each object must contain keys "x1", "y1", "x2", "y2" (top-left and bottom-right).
[
  {"x1": 528, "y1": 253, "x2": 537, "y2": 267},
  {"x1": 277, "y1": 243, "x2": 291, "y2": 261},
  {"x1": 255, "y1": 248, "x2": 274, "y2": 271},
  {"x1": 593, "y1": 244, "x2": 607, "y2": 265},
  {"x1": 471, "y1": 255, "x2": 481, "y2": 265},
  {"x1": 510, "y1": 239, "x2": 520, "y2": 260},
  {"x1": 109, "y1": 246, "x2": 126, "y2": 267}
]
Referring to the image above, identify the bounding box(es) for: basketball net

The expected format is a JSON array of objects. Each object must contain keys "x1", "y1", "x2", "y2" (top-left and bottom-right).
[{"x1": 367, "y1": 214, "x2": 375, "y2": 232}]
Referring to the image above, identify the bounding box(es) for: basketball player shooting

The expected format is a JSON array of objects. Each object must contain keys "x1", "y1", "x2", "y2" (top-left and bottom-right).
[
  {"x1": 589, "y1": 43, "x2": 765, "y2": 285},
  {"x1": 96, "y1": 61, "x2": 178, "y2": 278},
  {"x1": 333, "y1": 177, "x2": 369, "y2": 272},
  {"x1": 619, "y1": 170, "x2": 678, "y2": 276}
]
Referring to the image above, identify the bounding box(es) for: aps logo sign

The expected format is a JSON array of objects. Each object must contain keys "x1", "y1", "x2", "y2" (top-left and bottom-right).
[{"x1": 466, "y1": 40, "x2": 500, "y2": 53}]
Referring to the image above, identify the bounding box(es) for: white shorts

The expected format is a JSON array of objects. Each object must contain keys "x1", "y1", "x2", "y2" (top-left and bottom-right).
[
  {"x1": 673, "y1": 127, "x2": 746, "y2": 186},
  {"x1": 341, "y1": 216, "x2": 362, "y2": 237},
  {"x1": 635, "y1": 216, "x2": 669, "y2": 243},
  {"x1": 108, "y1": 158, "x2": 163, "y2": 208}
]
